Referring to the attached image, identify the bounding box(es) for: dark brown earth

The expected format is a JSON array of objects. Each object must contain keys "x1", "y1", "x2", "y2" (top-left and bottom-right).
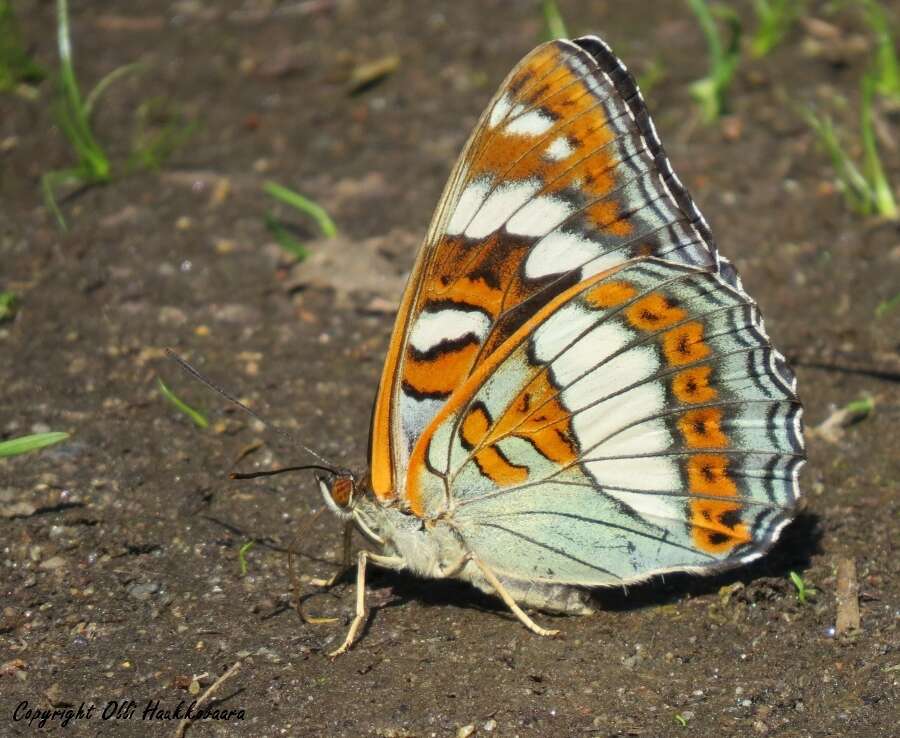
[{"x1": 2, "y1": 1, "x2": 899, "y2": 737}]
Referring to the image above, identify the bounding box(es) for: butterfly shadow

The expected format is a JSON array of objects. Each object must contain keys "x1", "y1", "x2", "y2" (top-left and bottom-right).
[
  {"x1": 590, "y1": 510, "x2": 823, "y2": 612},
  {"x1": 347, "y1": 511, "x2": 823, "y2": 631},
  {"x1": 343, "y1": 569, "x2": 522, "y2": 645}
]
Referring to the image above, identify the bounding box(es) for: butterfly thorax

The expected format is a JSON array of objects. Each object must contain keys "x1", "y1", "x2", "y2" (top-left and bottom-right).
[
  {"x1": 318, "y1": 471, "x2": 454, "y2": 572},
  {"x1": 353, "y1": 493, "x2": 466, "y2": 579}
]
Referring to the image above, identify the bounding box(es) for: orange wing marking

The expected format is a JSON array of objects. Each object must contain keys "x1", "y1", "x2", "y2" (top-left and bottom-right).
[
  {"x1": 686, "y1": 454, "x2": 750, "y2": 554},
  {"x1": 672, "y1": 365, "x2": 717, "y2": 404},
  {"x1": 468, "y1": 44, "x2": 639, "y2": 237},
  {"x1": 461, "y1": 404, "x2": 530, "y2": 487},
  {"x1": 404, "y1": 341, "x2": 482, "y2": 397},
  {"x1": 662, "y1": 322, "x2": 711, "y2": 366},
  {"x1": 625, "y1": 292, "x2": 687, "y2": 332},
  {"x1": 584, "y1": 279, "x2": 636, "y2": 309},
  {"x1": 484, "y1": 371, "x2": 578, "y2": 465},
  {"x1": 678, "y1": 408, "x2": 729, "y2": 449}
]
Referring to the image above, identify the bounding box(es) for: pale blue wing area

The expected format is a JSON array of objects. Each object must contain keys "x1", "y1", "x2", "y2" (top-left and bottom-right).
[
  {"x1": 452, "y1": 468, "x2": 794, "y2": 586},
  {"x1": 411, "y1": 258, "x2": 804, "y2": 583}
]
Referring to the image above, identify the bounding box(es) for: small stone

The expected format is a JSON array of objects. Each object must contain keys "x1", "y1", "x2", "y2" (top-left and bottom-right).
[
  {"x1": 159, "y1": 306, "x2": 188, "y2": 326},
  {"x1": 364, "y1": 296, "x2": 396, "y2": 314},
  {"x1": 209, "y1": 178, "x2": 231, "y2": 207},
  {"x1": 44, "y1": 683, "x2": 62, "y2": 705},
  {"x1": 213, "y1": 303, "x2": 259, "y2": 324},
  {"x1": 127, "y1": 581, "x2": 160, "y2": 600},
  {"x1": 48, "y1": 525, "x2": 74, "y2": 540},
  {"x1": 39, "y1": 556, "x2": 67, "y2": 570},
  {"x1": 720, "y1": 114, "x2": 743, "y2": 141},
  {"x1": 456, "y1": 726, "x2": 475, "y2": 738},
  {"x1": 1, "y1": 502, "x2": 36, "y2": 519}
]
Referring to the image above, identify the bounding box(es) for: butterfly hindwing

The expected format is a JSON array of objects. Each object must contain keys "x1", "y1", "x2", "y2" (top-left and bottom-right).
[
  {"x1": 370, "y1": 37, "x2": 738, "y2": 500},
  {"x1": 404, "y1": 258, "x2": 803, "y2": 585}
]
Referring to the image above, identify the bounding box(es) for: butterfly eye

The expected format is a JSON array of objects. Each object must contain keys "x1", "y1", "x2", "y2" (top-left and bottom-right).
[
  {"x1": 317, "y1": 473, "x2": 356, "y2": 520},
  {"x1": 330, "y1": 476, "x2": 354, "y2": 508}
]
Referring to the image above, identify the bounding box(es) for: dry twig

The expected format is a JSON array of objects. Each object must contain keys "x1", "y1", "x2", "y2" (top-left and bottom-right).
[{"x1": 173, "y1": 661, "x2": 241, "y2": 738}]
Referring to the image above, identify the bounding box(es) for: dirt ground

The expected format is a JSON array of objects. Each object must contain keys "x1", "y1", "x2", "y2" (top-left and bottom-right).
[{"x1": 2, "y1": 1, "x2": 899, "y2": 736}]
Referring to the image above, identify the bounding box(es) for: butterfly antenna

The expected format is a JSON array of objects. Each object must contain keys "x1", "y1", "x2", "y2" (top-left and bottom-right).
[
  {"x1": 164, "y1": 348, "x2": 340, "y2": 472},
  {"x1": 229, "y1": 464, "x2": 339, "y2": 480}
]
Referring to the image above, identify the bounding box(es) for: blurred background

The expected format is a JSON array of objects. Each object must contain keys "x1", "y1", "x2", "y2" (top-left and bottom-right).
[{"x1": 1, "y1": 1, "x2": 898, "y2": 736}]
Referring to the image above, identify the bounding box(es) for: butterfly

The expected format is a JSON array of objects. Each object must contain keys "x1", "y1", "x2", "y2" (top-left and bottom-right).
[{"x1": 314, "y1": 35, "x2": 804, "y2": 655}]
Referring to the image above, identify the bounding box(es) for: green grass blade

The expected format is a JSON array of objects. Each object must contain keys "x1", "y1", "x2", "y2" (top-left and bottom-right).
[
  {"x1": 637, "y1": 58, "x2": 666, "y2": 98},
  {"x1": 714, "y1": 7, "x2": 743, "y2": 86},
  {"x1": 0, "y1": 290, "x2": 18, "y2": 321},
  {"x1": 0, "y1": 432, "x2": 69, "y2": 457},
  {"x1": 751, "y1": 0, "x2": 802, "y2": 58},
  {"x1": 129, "y1": 98, "x2": 198, "y2": 172},
  {"x1": 843, "y1": 395, "x2": 875, "y2": 418},
  {"x1": 689, "y1": 0, "x2": 723, "y2": 66},
  {"x1": 788, "y1": 571, "x2": 805, "y2": 602},
  {"x1": 0, "y1": 0, "x2": 45, "y2": 91},
  {"x1": 158, "y1": 377, "x2": 209, "y2": 429},
  {"x1": 56, "y1": 0, "x2": 84, "y2": 125},
  {"x1": 687, "y1": 0, "x2": 742, "y2": 122},
  {"x1": 84, "y1": 61, "x2": 142, "y2": 118},
  {"x1": 238, "y1": 541, "x2": 255, "y2": 576},
  {"x1": 44, "y1": 0, "x2": 112, "y2": 227},
  {"x1": 800, "y1": 106, "x2": 871, "y2": 213},
  {"x1": 861, "y1": 0, "x2": 900, "y2": 100},
  {"x1": 542, "y1": 0, "x2": 569, "y2": 40},
  {"x1": 264, "y1": 181, "x2": 337, "y2": 238},
  {"x1": 860, "y1": 72, "x2": 898, "y2": 218},
  {"x1": 41, "y1": 168, "x2": 82, "y2": 229},
  {"x1": 54, "y1": 0, "x2": 111, "y2": 181},
  {"x1": 875, "y1": 291, "x2": 900, "y2": 317},
  {"x1": 265, "y1": 211, "x2": 309, "y2": 261},
  {"x1": 788, "y1": 570, "x2": 813, "y2": 604}
]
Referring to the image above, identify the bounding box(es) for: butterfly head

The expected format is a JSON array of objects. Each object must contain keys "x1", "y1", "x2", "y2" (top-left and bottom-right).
[{"x1": 317, "y1": 471, "x2": 359, "y2": 520}]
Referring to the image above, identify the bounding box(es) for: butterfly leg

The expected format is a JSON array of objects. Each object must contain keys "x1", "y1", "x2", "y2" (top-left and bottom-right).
[
  {"x1": 328, "y1": 550, "x2": 405, "y2": 657},
  {"x1": 469, "y1": 553, "x2": 560, "y2": 637},
  {"x1": 310, "y1": 522, "x2": 354, "y2": 589},
  {"x1": 439, "y1": 552, "x2": 472, "y2": 578}
]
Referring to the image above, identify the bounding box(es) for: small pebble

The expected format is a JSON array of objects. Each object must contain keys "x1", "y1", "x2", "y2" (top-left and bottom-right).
[
  {"x1": 39, "y1": 556, "x2": 67, "y2": 570},
  {"x1": 127, "y1": 582, "x2": 160, "y2": 600}
]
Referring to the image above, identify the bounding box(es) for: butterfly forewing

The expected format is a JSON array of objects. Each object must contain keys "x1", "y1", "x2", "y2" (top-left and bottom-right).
[
  {"x1": 370, "y1": 37, "x2": 736, "y2": 501},
  {"x1": 404, "y1": 258, "x2": 803, "y2": 585}
]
